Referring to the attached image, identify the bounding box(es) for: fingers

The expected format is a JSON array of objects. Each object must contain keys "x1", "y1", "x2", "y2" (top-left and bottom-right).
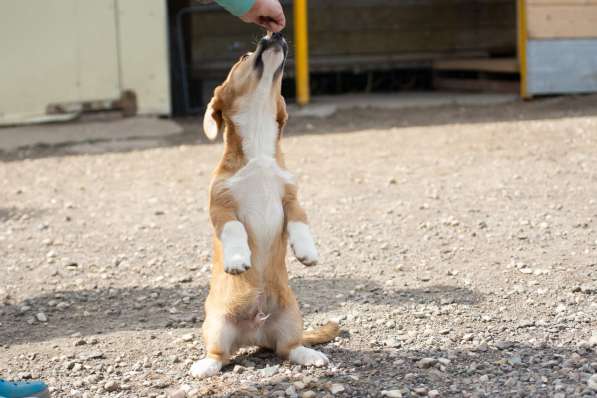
[
  {"x1": 242, "y1": 0, "x2": 286, "y2": 32},
  {"x1": 259, "y1": 15, "x2": 285, "y2": 32}
]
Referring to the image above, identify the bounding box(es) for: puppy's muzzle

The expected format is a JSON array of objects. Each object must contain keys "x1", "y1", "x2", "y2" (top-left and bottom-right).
[{"x1": 254, "y1": 32, "x2": 288, "y2": 76}]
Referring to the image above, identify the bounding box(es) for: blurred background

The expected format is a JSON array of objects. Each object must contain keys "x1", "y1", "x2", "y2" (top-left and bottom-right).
[{"x1": 1, "y1": 0, "x2": 596, "y2": 125}]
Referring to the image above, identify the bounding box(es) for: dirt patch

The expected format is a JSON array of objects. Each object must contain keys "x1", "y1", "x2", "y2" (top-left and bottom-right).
[{"x1": 1, "y1": 95, "x2": 596, "y2": 397}]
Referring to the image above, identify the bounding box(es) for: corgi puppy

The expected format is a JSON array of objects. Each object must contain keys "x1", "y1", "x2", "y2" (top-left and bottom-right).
[{"x1": 190, "y1": 32, "x2": 339, "y2": 379}]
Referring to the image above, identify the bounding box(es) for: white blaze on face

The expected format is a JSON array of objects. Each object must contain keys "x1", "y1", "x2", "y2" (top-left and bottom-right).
[
  {"x1": 261, "y1": 46, "x2": 285, "y2": 77},
  {"x1": 231, "y1": 45, "x2": 283, "y2": 160}
]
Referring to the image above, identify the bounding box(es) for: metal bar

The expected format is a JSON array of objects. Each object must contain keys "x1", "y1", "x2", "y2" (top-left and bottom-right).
[
  {"x1": 294, "y1": 0, "x2": 310, "y2": 106},
  {"x1": 517, "y1": 0, "x2": 529, "y2": 98}
]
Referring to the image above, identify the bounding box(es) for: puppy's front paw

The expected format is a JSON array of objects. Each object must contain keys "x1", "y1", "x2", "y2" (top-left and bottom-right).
[
  {"x1": 221, "y1": 221, "x2": 252, "y2": 274},
  {"x1": 288, "y1": 222, "x2": 318, "y2": 266},
  {"x1": 223, "y1": 244, "x2": 252, "y2": 274},
  {"x1": 190, "y1": 357, "x2": 222, "y2": 378}
]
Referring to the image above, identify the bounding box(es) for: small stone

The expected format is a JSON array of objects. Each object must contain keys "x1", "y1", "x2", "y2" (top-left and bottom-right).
[
  {"x1": 180, "y1": 333, "x2": 194, "y2": 342},
  {"x1": 17, "y1": 372, "x2": 32, "y2": 380},
  {"x1": 428, "y1": 390, "x2": 440, "y2": 398},
  {"x1": 169, "y1": 388, "x2": 187, "y2": 398},
  {"x1": 413, "y1": 387, "x2": 428, "y2": 396},
  {"x1": 329, "y1": 383, "x2": 345, "y2": 395},
  {"x1": 104, "y1": 381, "x2": 120, "y2": 392},
  {"x1": 479, "y1": 374, "x2": 490, "y2": 382},
  {"x1": 301, "y1": 391, "x2": 316, "y2": 398},
  {"x1": 36, "y1": 312, "x2": 48, "y2": 322},
  {"x1": 495, "y1": 340, "x2": 513, "y2": 350},
  {"x1": 580, "y1": 283, "x2": 597, "y2": 294},
  {"x1": 588, "y1": 374, "x2": 597, "y2": 391},
  {"x1": 74, "y1": 339, "x2": 87, "y2": 346},
  {"x1": 261, "y1": 365, "x2": 279, "y2": 377},
  {"x1": 285, "y1": 386, "x2": 298, "y2": 397},
  {"x1": 588, "y1": 331, "x2": 597, "y2": 347},
  {"x1": 508, "y1": 356, "x2": 522, "y2": 366},
  {"x1": 293, "y1": 381, "x2": 306, "y2": 390},
  {"x1": 79, "y1": 351, "x2": 105, "y2": 361},
  {"x1": 233, "y1": 365, "x2": 245, "y2": 374},
  {"x1": 417, "y1": 358, "x2": 437, "y2": 369},
  {"x1": 381, "y1": 390, "x2": 402, "y2": 397},
  {"x1": 462, "y1": 333, "x2": 474, "y2": 342}
]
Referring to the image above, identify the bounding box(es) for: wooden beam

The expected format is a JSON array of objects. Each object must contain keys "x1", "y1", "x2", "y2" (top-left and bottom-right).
[{"x1": 433, "y1": 58, "x2": 519, "y2": 73}]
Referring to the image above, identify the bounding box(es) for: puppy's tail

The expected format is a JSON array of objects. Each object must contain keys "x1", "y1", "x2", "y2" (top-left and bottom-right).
[{"x1": 303, "y1": 321, "x2": 340, "y2": 346}]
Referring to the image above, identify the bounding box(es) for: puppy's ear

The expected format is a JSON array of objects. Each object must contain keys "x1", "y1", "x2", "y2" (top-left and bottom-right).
[
  {"x1": 276, "y1": 95, "x2": 288, "y2": 130},
  {"x1": 203, "y1": 96, "x2": 224, "y2": 140}
]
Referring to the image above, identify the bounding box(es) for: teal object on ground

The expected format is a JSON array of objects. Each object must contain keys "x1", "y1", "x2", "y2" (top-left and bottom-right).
[
  {"x1": 215, "y1": 0, "x2": 256, "y2": 16},
  {"x1": 0, "y1": 379, "x2": 50, "y2": 398}
]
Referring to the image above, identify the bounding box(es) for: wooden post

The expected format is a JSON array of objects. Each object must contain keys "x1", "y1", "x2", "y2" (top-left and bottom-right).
[{"x1": 294, "y1": 0, "x2": 310, "y2": 106}]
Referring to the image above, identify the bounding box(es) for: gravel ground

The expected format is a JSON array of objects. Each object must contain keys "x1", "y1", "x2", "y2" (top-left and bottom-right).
[{"x1": 1, "y1": 95, "x2": 596, "y2": 398}]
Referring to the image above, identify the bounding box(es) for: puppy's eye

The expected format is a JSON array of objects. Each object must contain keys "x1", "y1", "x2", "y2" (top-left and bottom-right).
[{"x1": 240, "y1": 53, "x2": 250, "y2": 61}]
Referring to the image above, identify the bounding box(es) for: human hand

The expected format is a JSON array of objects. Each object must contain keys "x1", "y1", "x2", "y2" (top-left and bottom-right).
[{"x1": 240, "y1": 0, "x2": 286, "y2": 32}]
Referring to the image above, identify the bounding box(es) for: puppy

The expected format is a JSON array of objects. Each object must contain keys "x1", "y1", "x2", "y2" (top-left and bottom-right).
[{"x1": 190, "y1": 32, "x2": 339, "y2": 379}]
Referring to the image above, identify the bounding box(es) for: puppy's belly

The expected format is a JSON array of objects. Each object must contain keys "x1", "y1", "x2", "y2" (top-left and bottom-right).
[{"x1": 227, "y1": 157, "x2": 293, "y2": 269}]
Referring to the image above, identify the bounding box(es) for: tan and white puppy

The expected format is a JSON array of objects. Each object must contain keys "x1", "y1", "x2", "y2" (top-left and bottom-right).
[{"x1": 191, "y1": 32, "x2": 339, "y2": 379}]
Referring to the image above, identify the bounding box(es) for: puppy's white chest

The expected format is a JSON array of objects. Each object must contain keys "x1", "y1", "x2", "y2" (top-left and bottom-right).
[{"x1": 226, "y1": 157, "x2": 293, "y2": 259}]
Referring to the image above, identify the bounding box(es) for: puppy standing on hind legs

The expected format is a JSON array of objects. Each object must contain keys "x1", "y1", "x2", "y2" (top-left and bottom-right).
[{"x1": 190, "y1": 32, "x2": 339, "y2": 379}]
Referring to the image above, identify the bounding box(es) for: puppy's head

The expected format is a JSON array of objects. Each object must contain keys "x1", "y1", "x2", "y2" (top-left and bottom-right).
[{"x1": 203, "y1": 32, "x2": 288, "y2": 140}]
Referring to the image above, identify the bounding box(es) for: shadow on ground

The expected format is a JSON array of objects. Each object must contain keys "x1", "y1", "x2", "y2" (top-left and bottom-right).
[
  {"x1": 0, "y1": 278, "x2": 481, "y2": 346},
  {"x1": 214, "y1": 343, "x2": 594, "y2": 397},
  {"x1": 0, "y1": 207, "x2": 46, "y2": 222}
]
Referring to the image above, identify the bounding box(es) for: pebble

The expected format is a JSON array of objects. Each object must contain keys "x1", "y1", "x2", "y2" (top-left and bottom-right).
[
  {"x1": 428, "y1": 390, "x2": 440, "y2": 398},
  {"x1": 301, "y1": 391, "x2": 316, "y2": 398},
  {"x1": 261, "y1": 365, "x2": 279, "y2": 377},
  {"x1": 36, "y1": 312, "x2": 48, "y2": 322},
  {"x1": 495, "y1": 340, "x2": 513, "y2": 350},
  {"x1": 104, "y1": 381, "x2": 120, "y2": 392},
  {"x1": 169, "y1": 389, "x2": 187, "y2": 398},
  {"x1": 508, "y1": 356, "x2": 522, "y2": 366},
  {"x1": 285, "y1": 385, "x2": 298, "y2": 397},
  {"x1": 293, "y1": 381, "x2": 306, "y2": 390},
  {"x1": 588, "y1": 374, "x2": 597, "y2": 391},
  {"x1": 329, "y1": 383, "x2": 345, "y2": 394},
  {"x1": 79, "y1": 351, "x2": 105, "y2": 361},
  {"x1": 417, "y1": 358, "x2": 437, "y2": 369},
  {"x1": 381, "y1": 390, "x2": 402, "y2": 397},
  {"x1": 180, "y1": 333, "x2": 194, "y2": 342}
]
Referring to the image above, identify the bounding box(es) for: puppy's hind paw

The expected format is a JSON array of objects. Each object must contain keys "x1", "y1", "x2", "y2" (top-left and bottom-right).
[
  {"x1": 190, "y1": 357, "x2": 222, "y2": 379},
  {"x1": 289, "y1": 346, "x2": 329, "y2": 367}
]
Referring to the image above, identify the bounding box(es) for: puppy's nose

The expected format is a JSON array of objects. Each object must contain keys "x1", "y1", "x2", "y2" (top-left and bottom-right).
[{"x1": 271, "y1": 32, "x2": 283, "y2": 41}]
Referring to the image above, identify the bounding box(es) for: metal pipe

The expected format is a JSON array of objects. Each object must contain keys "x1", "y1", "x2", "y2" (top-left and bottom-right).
[{"x1": 293, "y1": 0, "x2": 310, "y2": 106}]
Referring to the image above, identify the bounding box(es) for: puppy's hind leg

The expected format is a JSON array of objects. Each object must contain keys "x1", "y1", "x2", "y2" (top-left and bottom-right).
[{"x1": 190, "y1": 316, "x2": 236, "y2": 379}]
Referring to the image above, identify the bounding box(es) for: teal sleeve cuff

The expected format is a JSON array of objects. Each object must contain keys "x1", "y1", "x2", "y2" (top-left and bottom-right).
[{"x1": 215, "y1": 0, "x2": 256, "y2": 16}]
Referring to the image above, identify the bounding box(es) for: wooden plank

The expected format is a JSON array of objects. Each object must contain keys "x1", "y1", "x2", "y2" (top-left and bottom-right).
[
  {"x1": 433, "y1": 58, "x2": 518, "y2": 73},
  {"x1": 527, "y1": 39, "x2": 597, "y2": 94},
  {"x1": 527, "y1": 4, "x2": 597, "y2": 38},
  {"x1": 433, "y1": 76, "x2": 519, "y2": 93},
  {"x1": 528, "y1": 1, "x2": 597, "y2": 5}
]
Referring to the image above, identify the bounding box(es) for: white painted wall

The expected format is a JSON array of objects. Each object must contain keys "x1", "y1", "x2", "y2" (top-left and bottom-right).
[{"x1": 0, "y1": 0, "x2": 170, "y2": 125}]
